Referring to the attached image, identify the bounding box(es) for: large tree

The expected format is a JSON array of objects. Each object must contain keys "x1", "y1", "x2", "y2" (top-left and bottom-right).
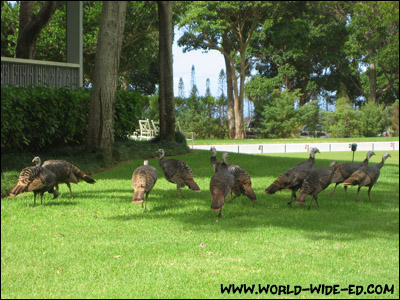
[
  {"x1": 248, "y1": 1, "x2": 350, "y2": 106},
  {"x1": 344, "y1": 1, "x2": 399, "y2": 104},
  {"x1": 15, "y1": 1, "x2": 59, "y2": 59},
  {"x1": 86, "y1": 1, "x2": 127, "y2": 157},
  {"x1": 178, "y1": 1, "x2": 270, "y2": 139},
  {"x1": 157, "y1": 1, "x2": 175, "y2": 141}
]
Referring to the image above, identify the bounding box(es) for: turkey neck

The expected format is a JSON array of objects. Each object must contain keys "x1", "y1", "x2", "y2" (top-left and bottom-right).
[
  {"x1": 158, "y1": 151, "x2": 165, "y2": 167},
  {"x1": 377, "y1": 156, "x2": 389, "y2": 169},
  {"x1": 211, "y1": 148, "x2": 217, "y2": 158},
  {"x1": 34, "y1": 157, "x2": 42, "y2": 167}
]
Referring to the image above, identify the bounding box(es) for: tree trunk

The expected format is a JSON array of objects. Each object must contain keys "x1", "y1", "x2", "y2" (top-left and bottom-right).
[
  {"x1": 224, "y1": 54, "x2": 235, "y2": 139},
  {"x1": 158, "y1": 1, "x2": 175, "y2": 141},
  {"x1": 16, "y1": 1, "x2": 58, "y2": 59},
  {"x1": 86, "y1": 1, "x2": 127, "y2": 157},
  {"x1": 229, "y1": 56, "x2": 245, "y2": 140},
  {"x1": 235, "y1": 54, "x2": 246, "y2": 139},
  {"x1": 368, "y1": 49, "x2": 378, "y2": 103}
]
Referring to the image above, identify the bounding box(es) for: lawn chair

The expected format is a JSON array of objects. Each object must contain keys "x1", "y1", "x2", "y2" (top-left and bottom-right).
[
  {"x1": 138, "y1": 119, "x2": 154, "y2": 140},
  {"x1": 151, "y1": 120, "x2": 160, "y2": 136}
]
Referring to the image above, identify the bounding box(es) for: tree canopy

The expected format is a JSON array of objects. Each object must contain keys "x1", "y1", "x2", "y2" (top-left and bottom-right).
[{"x1": 1, "y1": 1, "x2": 399, "y2": 140}]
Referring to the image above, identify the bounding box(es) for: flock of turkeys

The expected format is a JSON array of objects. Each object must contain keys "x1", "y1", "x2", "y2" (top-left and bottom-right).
[{"x1": 10, "y1": 147, "x2": 391, "y2": 216}]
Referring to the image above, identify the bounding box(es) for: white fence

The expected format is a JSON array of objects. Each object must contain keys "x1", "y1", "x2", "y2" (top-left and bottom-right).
[{"x1": 192, "y1": 141, "x2": 399, "y2": 154}]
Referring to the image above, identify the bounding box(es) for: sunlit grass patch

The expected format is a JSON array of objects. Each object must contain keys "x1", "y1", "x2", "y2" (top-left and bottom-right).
[{"x1": 1, "y1": 150, "x2": 398, "y2": 298}]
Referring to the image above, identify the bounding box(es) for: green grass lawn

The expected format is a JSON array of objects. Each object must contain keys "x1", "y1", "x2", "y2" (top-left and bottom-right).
[
  {"x1": 1, "y1": 150, "x2": 399, "y2": 298},
  {"x1": 193, "y1": 136, "x2": 399, "y2": 145}
]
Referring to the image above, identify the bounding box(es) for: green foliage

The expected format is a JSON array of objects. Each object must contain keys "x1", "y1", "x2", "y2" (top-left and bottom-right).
[
  {"x1": 359, "y1": 101, "x2": 389, "y2": 137},
  {"x1": 261, "y1": 90, "x2": 301, "y2": 138},
  {"x1": 35, "y1": 4, "x2": 66, "y2": 62},
  {"x1": 298, "y1": 100, "x2": 320, "y2": 136},
  {"x1": 1, "y1": 86, "x2": 148, "y2": 152},
  {"x1": 175, "y1": 95, "x2": 227, "y2": 139},
  {"x1": 1, "y1": 86, "x2": 90, "y2": 152},
  {"x1": 1, "y1": 1, "x2": 18, "y2": 57},
  {"x1": 114, "y1": 90, "x2": 148, "y2": 140},
  {"x1": 252, "y1": 2, "x2": 350, "y2": 105},
  {"x1": 344, "y1": 1, "x2": 399, "y2": 104},
  {"x1": 391, "y1": 100, "x2": 399, "y2": 136},
  {"x1": 322, "y1": 97, "x2": 361, "y2": 138},
  {"x1": 150, "y1": 131, "x2": 189, "y2": 149},
  {"x1": 142, "y1": 93, "x2": 159, "y2": 121}
]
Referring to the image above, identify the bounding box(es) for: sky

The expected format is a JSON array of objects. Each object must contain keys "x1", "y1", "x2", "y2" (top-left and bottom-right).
[{"x1": 172, "y1": 27, "x2": 226, "y2": 98}]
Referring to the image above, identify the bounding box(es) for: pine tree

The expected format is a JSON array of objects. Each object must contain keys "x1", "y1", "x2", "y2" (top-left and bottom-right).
[{"x1": 178, "y1": 77, "x2": 185, "y2": 98}]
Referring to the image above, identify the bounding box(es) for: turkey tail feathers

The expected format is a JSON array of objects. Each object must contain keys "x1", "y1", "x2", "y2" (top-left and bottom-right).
[
  {"x1": 70, "y1": 164, "x2": 95, "y2": 184},
  {"x1": 82, "y1": 175, "x2": 96, "y2": 184},
  {"x1": 10, "y1": 184, "x2": 27, "y2": 197},
  {"x1": 186, "y1": 179, "x2": 200, "y2": 192}
]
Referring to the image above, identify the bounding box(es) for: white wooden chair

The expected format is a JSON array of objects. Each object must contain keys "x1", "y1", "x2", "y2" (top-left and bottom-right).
[
  {"x1": 138, "y1": 119, "x2": 154, "y2": 140},
  {"x1": 151, "y1": 120, "x2": 160, "y2": 136}
]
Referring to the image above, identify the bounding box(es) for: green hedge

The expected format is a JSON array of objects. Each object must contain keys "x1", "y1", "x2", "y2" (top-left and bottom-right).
[{"x1": 1, "y1": 86, "x2": 148, "y2": 153}]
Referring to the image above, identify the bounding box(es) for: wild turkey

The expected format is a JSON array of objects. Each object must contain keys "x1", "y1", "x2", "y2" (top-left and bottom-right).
[
  {"x1": 131, "y1": 160, "x2": 158, "y2": 211},
  {"x1": 9, "y1": 158, "x2": 59, "y2": 205},
  {"x1": 33, "y1": 157, "x2": 96, "y2": 197},
  {"x1": 210, "y1": 146, "x2": 219, "y2": 172},
  {"x1": 210, "y1": 153, "x2": 234, "y2": 217},
  {"x1": 264, "y1": 147, "x2": 320, "y2": 207},
  {"x1": 214, "y1": 152, "x2": 257, "y2": 203},
  {"x1": 158, "y1": 149, "x2": 200, "y2": 198},
  {"x1": 342, "y1": 153, "x2": 391, "y2": 202},
  {"x1": 330, "y1": 151, "x2": 375, "y2": 197},
  {"x1": 296, "y1": 161, "x2": 338, "y2": 210}
]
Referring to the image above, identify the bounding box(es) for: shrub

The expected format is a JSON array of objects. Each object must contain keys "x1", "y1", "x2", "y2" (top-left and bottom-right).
[
  {"x1": 175, "y1": 95, "x2": 227, "y2": 139},
  {"x1": 359, "y1": 101, "x2": 389, "y2": 137},
  {"x1": 261, "y1": 89, "x2": 301, "y2": 138},
  {"x1": 1, "y1": 86, "x2": 90, "y2": 152},
  {"x1": 298, "y1": 100, "x2": 320, "y2": 136},
  {"x1": 1, "y1": 86, "x2": 148, "y2": 153},
  {"x1": 322, "y1": 96, "x2": 361, "y2": 137}
]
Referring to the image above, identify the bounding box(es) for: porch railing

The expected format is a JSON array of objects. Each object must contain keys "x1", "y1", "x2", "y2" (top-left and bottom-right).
[{"x1": 1, "y1": 57, "x2": 81, "y2": 88}]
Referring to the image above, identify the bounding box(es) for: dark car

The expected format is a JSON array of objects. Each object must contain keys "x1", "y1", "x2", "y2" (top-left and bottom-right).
[{"x1": 300, "y1": 125, "x2": 329, "y2": 138}]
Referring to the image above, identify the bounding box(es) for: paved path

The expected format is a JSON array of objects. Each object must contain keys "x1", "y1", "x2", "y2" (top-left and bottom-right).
[{"x1": 191, "y1": 141, "x2": 399, "y2": 154}]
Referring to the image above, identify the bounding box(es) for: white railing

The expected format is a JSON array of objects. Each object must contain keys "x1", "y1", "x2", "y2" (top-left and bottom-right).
[
  {"x1": 193, "y1": 141, "x2": 399, "y2": 154},
  {"x1": 1, "y1": 57, "x2": 80, "y2": 88}
]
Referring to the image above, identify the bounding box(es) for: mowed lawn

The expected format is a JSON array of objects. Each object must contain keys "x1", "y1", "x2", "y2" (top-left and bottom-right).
[{"x1": 1, "y1": 150, "x2": 398, "y2": 299}]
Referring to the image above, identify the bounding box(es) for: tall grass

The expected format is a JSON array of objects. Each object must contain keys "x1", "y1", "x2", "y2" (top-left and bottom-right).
[{"x1": 1, "y1": 150, "x2": 398, "y2": 298}]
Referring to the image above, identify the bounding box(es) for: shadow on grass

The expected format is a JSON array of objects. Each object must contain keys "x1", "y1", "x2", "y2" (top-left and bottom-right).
[
  {"x1": 17, "y1": 198, "x2": 79, "y2": 207},
  {"x1": 105, "y1": 182, "x2": 399, "y2": 243},
  {"x1": 42, "y1": 200, "x2": 79, "y2": 206},
  {"x1": 8, "y1": 149, "x2": 393, "y2": 242}
]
